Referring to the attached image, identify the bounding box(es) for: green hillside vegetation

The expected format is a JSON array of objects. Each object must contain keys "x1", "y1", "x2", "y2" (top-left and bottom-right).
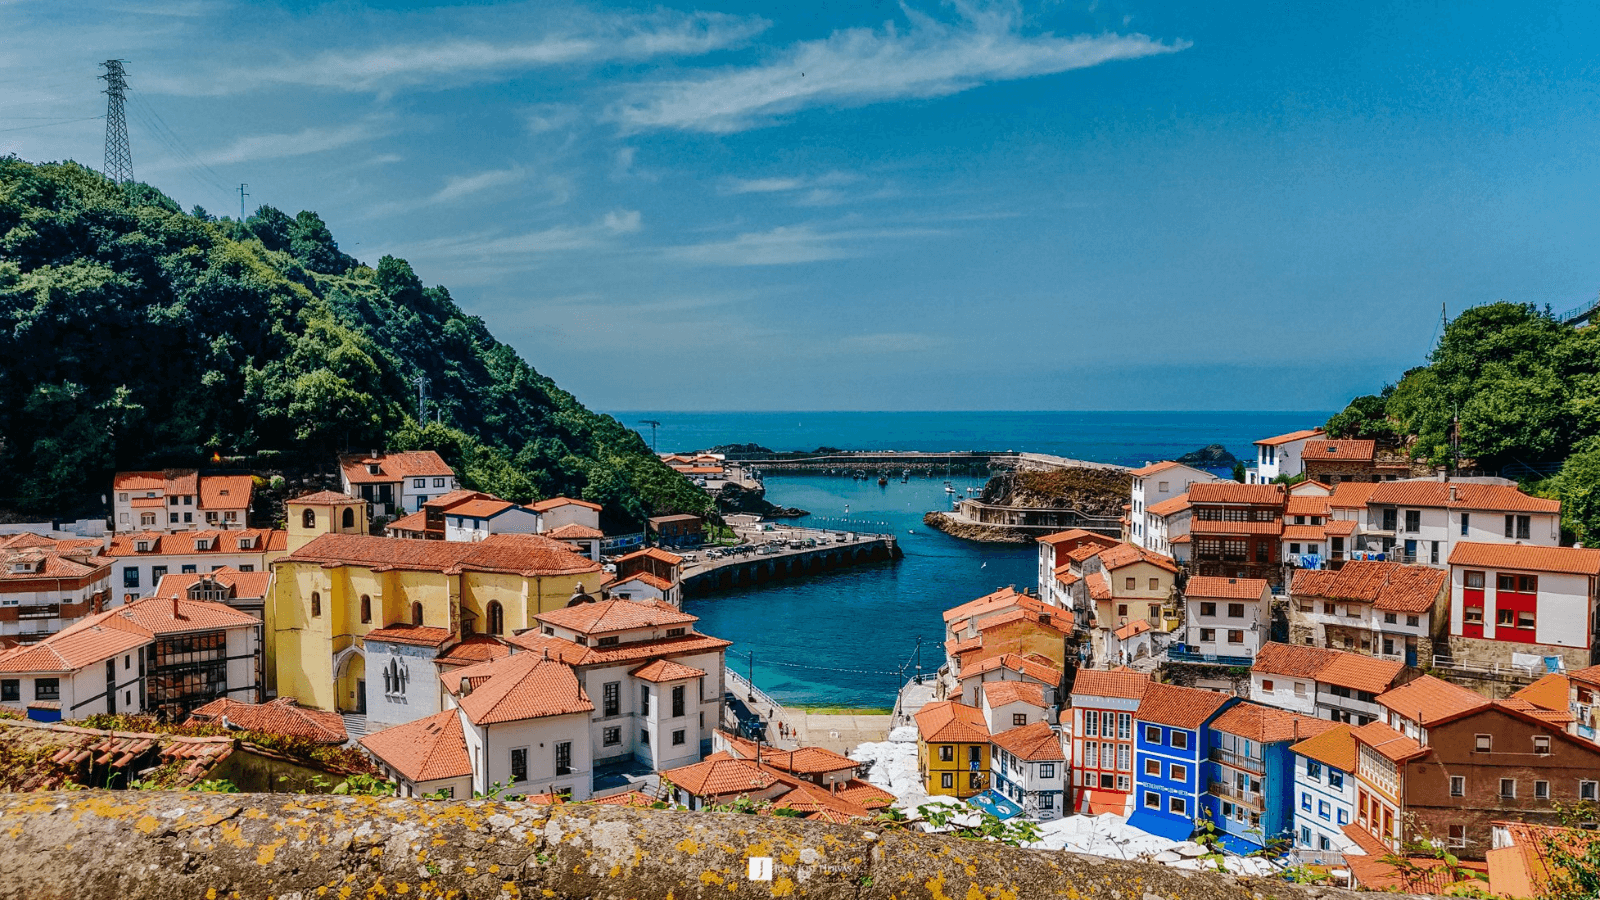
[
  {"x1": 0, "y1": 157, "x2": 709, "y2": 529},
  {"x1": 1324, "y1": 301, "x2": 1600, "y2": 541}
]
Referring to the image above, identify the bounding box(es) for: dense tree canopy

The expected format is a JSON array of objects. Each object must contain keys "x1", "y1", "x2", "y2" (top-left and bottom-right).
[{"x1": 0, "y1": 157, "x2": 709, "y2": 528}]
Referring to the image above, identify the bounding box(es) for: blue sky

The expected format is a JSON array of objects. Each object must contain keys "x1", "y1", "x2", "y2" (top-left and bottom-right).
[{"x1": 5, "y1": 0, "x2": 1600, "y2": 411}]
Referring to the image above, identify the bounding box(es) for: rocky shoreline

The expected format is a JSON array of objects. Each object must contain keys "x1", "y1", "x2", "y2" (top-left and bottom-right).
[{"x1": 922, "y1": 511, "x2": 1035, "y2": 544}]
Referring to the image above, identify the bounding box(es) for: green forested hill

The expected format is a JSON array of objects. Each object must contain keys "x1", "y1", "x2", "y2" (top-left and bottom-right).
[
  {"x1": 0, "y1": 157, "x2": 709, "y2": 528},
  {"x1": 1324, "y1": 301, "x2": 1600, "y2": 541}
]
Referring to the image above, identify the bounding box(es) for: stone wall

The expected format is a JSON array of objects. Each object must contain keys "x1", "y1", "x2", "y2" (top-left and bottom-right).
[{"x1": 0, "y1": 790, "x2": 1447, "y2": 900}]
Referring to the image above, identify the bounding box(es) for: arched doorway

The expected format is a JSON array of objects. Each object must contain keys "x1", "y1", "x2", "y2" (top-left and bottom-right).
[{"x1": 333, "y1": 646, "x2": 367, "y2": 714}]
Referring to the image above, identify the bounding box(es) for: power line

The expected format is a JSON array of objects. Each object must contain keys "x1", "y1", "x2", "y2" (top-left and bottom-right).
[
  {"x1": 0, "y1": 115, "x2": 103, "y2": 134},
  {"x1": 99, "y1": 60, "x2": 132, "y2": 184}
]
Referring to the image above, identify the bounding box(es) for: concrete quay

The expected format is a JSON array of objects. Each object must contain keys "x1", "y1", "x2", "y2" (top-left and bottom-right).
[
  {"x1": 680, "y1": 523, "x2": 901, "y2": 597},
  {"x1": 730, "y1": 450, "x2": 1129, "y2": 475}
]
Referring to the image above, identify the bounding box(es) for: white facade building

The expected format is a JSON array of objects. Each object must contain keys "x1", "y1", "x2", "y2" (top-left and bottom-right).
[
  {"x1": 1128, "y1": 462, "x2": 1216, "y2": 549},
  {"x1": 991, "y1": 721, "x2": 1067, "y2": 820},
  {"x1": 442, "y1": 499, "x2": 543, "y2": 542},
  {"x1": 1181, "y1": 576, "x2": 1272, "y2": 661},
  {"x1": 1250, "y1": 642, "x2": 1408, "y2": 726},
  {"x1": 112, "y1": 471, "x2": 254, "y2": 533},
  {"x1": 1289, "y1": 724, "x2": 1360, "y2": 866},
  {"x1": 1362, "y1": 481, "x2": 1562, "y2": 567},
  {"x1": 0, "y1": 535, "x2": 112, "y2": 647},
  {"x1": 340, "y1": 451, "x2": 459, "y2": 516},
  {"x1": 1447, "y1": 542, "x2": 1600, "y2": 671},
  {"x1": 106, "y1": 529, "x2": 287, "y2": 606},
  {"x1": 1249, "y1": 429, "x2": 1323, "y2": 484}
]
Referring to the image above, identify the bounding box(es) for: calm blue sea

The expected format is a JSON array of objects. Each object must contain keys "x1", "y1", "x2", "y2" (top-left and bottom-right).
[{"x1": 609, "y1": 411, "x2": 1331, "y2": 709}]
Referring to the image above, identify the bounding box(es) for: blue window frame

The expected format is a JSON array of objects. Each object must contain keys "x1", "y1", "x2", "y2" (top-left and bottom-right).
[
  {"x1": 1318, "y1": 800, "x2": 1331, "y2": 820},
  {"x1": 1301, "y1": 792, "x2": 1312, "y2": 811}
]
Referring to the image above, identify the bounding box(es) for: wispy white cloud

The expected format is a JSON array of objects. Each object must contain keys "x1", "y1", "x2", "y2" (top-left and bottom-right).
[
  {"x1": 431, "y1": 166, "x2": 525, "y2": 203},
  {"x1": 834, "y1": 332, "x2": 952, "y2": 353},
  {"x1": 614, "y1": 2, "x2": 1189, "y2": 133},
  {"x1": 197, "y1": 119, "x2": 387, "y2": 166},
  {"x1": 399, "y1": 210, "x2": 643, "y2": 260},
  {"x1": 667, "y1": 222, "x2": 939, "y2": 266}
]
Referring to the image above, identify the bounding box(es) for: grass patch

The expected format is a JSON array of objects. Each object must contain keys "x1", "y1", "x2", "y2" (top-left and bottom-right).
[{"x1": 792, "y1": 706, "x2": 894, "y2": 716}]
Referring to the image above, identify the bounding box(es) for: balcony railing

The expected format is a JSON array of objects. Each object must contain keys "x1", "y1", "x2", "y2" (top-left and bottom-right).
[
  {"x1": 1208, "y1": 780, "x2": 1265, "y2": 810},
  {"x1": 16, "y1": 604, "x2": 60, "y2": 619},
  {"x1": 1208, "y1": 747, "x2": 1266, "y2": 774},
  {"x1": 1167, "y1": 648, "x2": 1255, "y2": 667}
]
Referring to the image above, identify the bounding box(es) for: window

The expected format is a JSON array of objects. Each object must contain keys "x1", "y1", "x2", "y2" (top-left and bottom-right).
[
  {"x1": 1084, "y1": 741, "x2": 1098, "y2": 768},
  {"x1": 1498, "y1": 609, "x2": 1515, "y2": 627},
  {"x1": 1038, "y1": 764, "x2": 1054, "y2": 779},
  {"x1": 1117, "y1": 603, "x2": 1128, "y2": 618},
  {"x1": 554, "y1": 741, "x2": 572, "y2": 776},
  {"x1": 1125, "y1": 578, "x2": 1135, "y2": 591},
  {"x1": 1301, "y1": 792, "x2": 1312, "y2": 811},
  {"x1": 1476, "y1": 734, "x2": 1491, "y2": 752},
  {"x1": 1447, "y1": 824, "x2": 1466, "y2": 849},
  {"x1": 34, "y1": 678, "x2": 59, "y2": 701},
  {"x1": 170, "y1": 513, "x2": 179, "y2": 524},
  {"x1": 1404, "y1": 510, "x2": 1421, "y2": 533},
  {"x1": 1534, "y1": 735, "x2": 1551, "y2": 755},
  {"x1": 1535, "y1": 780, "x2": 1549, "y2": 800},
  {"x1": 1149, "y1": 578, "x2": 1159, "y2": 590},
  {"x1": 1014, "y1": 713, "x2": 1027, "y2": 727},
  {"x1": 1324, "y1": 601, "x2": 1336, "y2": 615},
  {"x1": 941, "y1": 773, "x2": 953, "y2": 789},
  {"x1": 151, "y1": 565, "x2": 166, "y2": 581},
  {"x1": 1318, "y1": 800, "x2": 1331, "y2": 820},
  {"x1": 181, "y1": 564, "x2": 197, "y2": 574},
  {"x1": 1506, "y1": 515, "x2": 1531, "y2": 540},
  {"x1": 1040, "y1": 793, "x2": 1055, "y2": 810},
  {"x1": 1102, "y1": 711, "x2": 1115, "y2": 736},
  {"x1": 640, "y1": 685, "x2": 650, "y2": 715},
  {"x1": 1145, "y1": 725, "x2": 1161, "y2": 743},
  {"x1": 1307, "y1": 760, "x2": 1322, "y2": 779},
  {"x1": 1145, "y1": 758, "x2": 1161, "y2": 776},
  {"x1": 666, "y1": 627, "x2": 686, "y2": 637},
  {"x1": 124, "y1": 568, "x2": 140, "y2": 588},
  {"x1": 939, "y1": 746, "x2": 954, "y2": 762},
  {"x1": 1518, "y1": 610, "x2": 1536, "y2": 629},
  {"x1": 1465, "y1": 606, "x2": 1484, "y2": 624},
  {"x1": 1169, "y1": 796, "x2": 1187, "y2": 816},
  {"x1": 0, "y1": 680, "x2": 16, "y2": 702},
  {"x1": 413, "y1": 478, "x2": 426, "y2": 489},
  {"x1": 1117, "y1": 744, "x2": 1130, "y2": 770},
  {"x1": 970, "y1": 773, "x2": 983, "y2": 791},
  {"x1": 412, "y1": 602, "x2": 424, "y2": 626},
  {"x1": 672, "y1": 685, "x2": 685, "y2": 718},
  {"x1": 1200, "y1": 602, "x2": 1217, "y2": 617},
  {"x1": 969, "y1": 745, "x2": 982, "y2": 765},
  {"x1": 486, "y1": 601, "x2": 504, "y2": 636},
  {"x1": 1383, "y1": 612, "x2": 1398, "y2": 625},
  {"x1": 1460, "y1": 513, "x2": 1470, "y2": 536},
  {"x1": 1431, "y1": 541, "x2": 1440, "y2": 565},
  {"x1": 310, "y1": 592, "x2": 321, "y2": 617},
  {"x1": 1082, "y1": 711, "x2": 1098, "y2": 737},
  {"x1": 1582, "y1": 781, "x2": 1598, "y2": 802},
  {"x1": 1289, "y1": 543, "x2": 1301, "y2": 555},
  {"x1": 1262, "y1": 679, "x2": 1275, "y2": 692},
  {"x1": 597, "y1": 636, "x2": 619, "y2": 646},
  {"x1": 302, "y1": 509, "x2": 316, "y2": 529},
  {"x1": 434, "y1": 478, "x2": 446, "y2": 488},
  {"x1": 359, "y1": 595, "x2": 371, "y2": 624},
  {"x1": 1227, "y1": 629, "x2": 1244, "y2": 644},
  {"x1": 1407, "y1": 615, "x2": 1419, "y2": 627},
  {"x1": 141, "y1": 513, "x2": 155, "y2": 527},
  {"x1": 640, "y1": 728, "x2": 650, "y2": 746},
  {"x1": 672, "y1": 730, "x2": 685, "y2": 746},
  {"x1": 1118, "y1": 713, "x2": 1131, "y2": 740},
  {"x1": 1199, "y1": 628, "x2": 1216, "y2": 642},
  {"x1": 1300, "y1": 826, "x2": 1312, "y2": 847},
  {"x1": 1465, "y1": 570, "x2": 1485, "y2": 589},
  {"x1": 1171, "y1": 731, "x2": 1188, "y2": 750},
  {"x1": 1338, "y1": 808, "x2": 1348, "y2": 825},
  {"x1": 1328, "y1": 770, "x2": 1343, "y2": 789},
  {"x1": 1144, "y1": 792, "x2": 1160, "y2": 810},
  {"x1": 1170, "y1": 763, "x2": 1187, "y2": 782},
  {"x1": 1500, "y1": 778, "x2": 1516, "y2": 799}
]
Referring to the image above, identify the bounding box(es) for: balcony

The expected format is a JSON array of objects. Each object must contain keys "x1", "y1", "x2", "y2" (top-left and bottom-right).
[
  {"x1": 1167, "y1": 648, "x2": 1255, "y2": 667},
  {"x1": 16, "y1": 604, "x2": 60, "y2": 620},
  {"x1": 1208, "y1": 747, "x2": 1266, "y2": 774},
  {"x1": 1208, "y1": 780, "x2": 1265, "y2": 810}
]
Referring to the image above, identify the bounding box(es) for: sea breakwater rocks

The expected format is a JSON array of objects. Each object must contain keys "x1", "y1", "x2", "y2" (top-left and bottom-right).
[
  {"x1": 0, "y1": 790, "x2": 1429, "y2": 900},
  {"x1": 923, "y1": 511, "x2": 1034, "y2": 544},
  {"x1": 716, "y1": 482, "x2": 809, "y2": 518}
]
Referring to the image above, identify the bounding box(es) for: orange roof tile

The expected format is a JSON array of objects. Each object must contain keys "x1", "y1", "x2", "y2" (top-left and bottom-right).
[
  {"x1": 1498, "y1": 697, "x2": 1574, "y2": 726},
  {"x1": 916, "y1": 701, "x2": 991, "y2": 743},
  {"x1": 963, "y1": 653, "x2": 1062, "y2": 685},
  {"x1": 1449, "y1": 541, "x2": 1600, "y2": 576},
  {"x1": 340, "y1": 451, "x2": 454, "y2": 483},
  {"x1": 630, "y1": 658, "x2": 706, "y2": 683},
  {"x1": 834, "y1": 779, "x2": 896, "y2": 810},
  {"x1": 1304, "y1": 440, "x2": 1376, "y2": 462},
  {"x1": 982, "y1": 680, "x2": 1047, "y2": 709},
  {"x1": 1514, "y1": 673, "x2": 1571, "y2": 713},
  {"x1": 152, "y1": 568, "x2": 272, "y2": 601},
  {"x1": 1317, "y1": 653, "x2": 1407, "y2": 694},
  {"x1": 198, "y1": 475, "x2": 254, "y2": 510},
  {"x1": 445, "y1": 653, "x2": 593, "y2": 725},
  {"x1": 1146, "y1": 494, "x2": 1191, "y2": 517},
  {"x1": 1130, "y1": 461, "x2": 1194, "y2": 477},
  {"x1": 1255, "y1": 428, "x2": 1324, "y2": 447},
  {"x1": 1212, "y1": 702, "x2": 1334, "y2": 744},
  {"x1": 611, "y1": 572, "x2": 674, "y2": 593},
  {"x1": 991, "y1": 721, "x2": 1063, "y2": 761},
  {"x1": 1292, "y1": 569, "x2": 1341, "y2": 597},
  {"x1": 1290, "y1": 722, "x2": 1358, "y2": 772},
  {"x1": 1285, "y1": 496, "x2": 1332, "y2": 517},
  {"x1": 0, "y1": 620, "x2": 149, "y2": 673},
  {"x1": 1037, "y1": 529, "x2": 1120, "y2": 547},
  {"x1": 1369, "y1": 481, "x2": 1559, "y2": 514},
  {"x1": 1328, "y1": 481, "x2": 1381, "y2": 509},
  {"x1": 1191, "y1": 518, "x2": 1282, "y2": 535},
  {"x1": 436, "y1": 636, "x2": 511, "y2": 667},
  {"x1": 443, "y1": 499, "x2": 516, "y2": 518},
  {"x1": 505, "y1": 630, "x2": 730, "y2": 667},
  {"x1": 363, "y1": 624, "x2": 455, "y2": 648},
  {"x1": 535, "y1": 599, "x2": 696, "y2": 634},
  {"x1": 129, "y1": 496, "x2": 165, "y2": 508},
  {"x1": 1252, "y1": 642, "x2": 1340, "y2": 678},
  {"x1": 941, "y1": 588, "x2": 1042, "y2": 623},
  {"x1": 1281, "y1": 524, "x2": 1328, "y2": 541},
  {"x1": 1097, "y1": 543, "x2": 1180, "y2": 574},
  {"x1": 546, "y1": 523, "x2": 604, "y2": 539},
  {"x1": 1113, "y1": 619, "x2": 1153, "y2": 641},
  {"x1": 529, "y1": 496, "x2": 603, "y2": 513},
  {"x1": 944, "y1": 636, "x2": 982, "y2": 658},
  {"x1": 114, "y1": 471, "x2": 166, "y2": 491},
  {"x1": 1190, "y1": 482, "x2": 1287, "y2": 506},
  {"x1": 614, "y1": 546, "x2": 684, "y2": 566},
  {"x1": 1135, "y1": 681, "x2": 1231, "y2": 729},
  {"x1": 1070, "y1": 668, "x2": 1150, "y2": 701},
  {"x1": 662, "y1": 755, "x2": 782, "y2": 797},
  {"x1": 1376, "y1": 675, "x2": 1489, "y2": 725},
  {"x1": 280, "y1": 532, "x2": 601, "y2": 577},
  {"x1": 385, "y1": 510, "x2": 429, "y2": 533},
  {"x1": 188, "y1": 697, "x2": 345, "y2": 743},
  {"x1": 975, "y1": 606, "x2": 1068, "y2": 635},
  {"x1": 722, "y1": 735, "x2": 859, "y2": 775},
  {"x1": 360, "y1": 709, "x2": 472, "y2": 782},
  {"x1": 1351, "y1": 720, "x2": 1427, "y2": 762},
  {"x1": 1185, "y1": 576, "x2": 1270, "y2": 600},
  {"x1": 1572, "y1": 664, "x2": 1600, "y2": 688},
  {"x1": 105, "y1": 529, "x2": 285, "y2": 557},
  {"x1": 1086, "y1": 571, "x2": 1111, "y2": 601},
  {"x1": 290, "y1": 490, "x2": 361, "y2": 506}
]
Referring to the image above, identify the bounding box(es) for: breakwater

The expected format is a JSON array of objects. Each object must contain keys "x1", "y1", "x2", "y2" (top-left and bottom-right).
[
  {"x1": 734, "y1": 450, "x2": 1130, "y2": 478},
  {"x1": 682, "y1": 531, "x2": 902, "y2": 597}
]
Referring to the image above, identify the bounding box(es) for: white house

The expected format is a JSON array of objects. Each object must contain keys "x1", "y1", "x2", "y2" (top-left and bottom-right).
[
  {"x1": 1144, "y1": 494, "x2": 1193, "y2": 562},
  {"x1": 1128, "y1": 462, "x2": 1216, "y2": 549},
  {"x1": 445, "y1": 651, "x2": 597, "y2": 800},
  {"x1": 1250, "y1": 642, "x2": 1409, "y2": 725},
  {"x1": 358, "y1": 708, "x2": 474, "y2": 798},
  {"x1": 112, "y1": 470, "x2": 254, "y2": 533},
  {"x1": 1249, "y1": 429, "x2": 1324, "y2": 484},
  {"x1": 530, "y1": 497, "x2": 603, "y2": 534},
  {"x1": 0, "y1": 595, "x2": 261, "y2": 722},
  {"x1": 339, "y1": 451, "x2": 459, "y2": 517},
  {"x1": 1288, "y1": 561, "x2": 1447, "y2": 666},
  {"x1": 0, "y1": 534, "x2": 112, "y2": 648},
  {"x1": 442, "y1": 498, "x2": 543, "y2": 542},
  {"x1": 1363, "y1": 481, "x2": 1562, "y2": 567},
  {"x1": 990, "y1": 721, "x2": 1067, "y2": 820},
  {"x1": 977, "y1": 679, "x2": 1050, "y2": 734},
  {"x1": 1289, "y1": 723, "x2": 1360, "y2": 866},
  {"x1": 1035, "y1": 531, "x2": 1119, "y2": 608},
  {"x1": 1447, "y1": 541, "x2": 1600, "y2": 673},
  {"x1": 1182, "y1": 576, "x2": 1272, "y2": 661},
  {"x1": 105, "y1": 529, "x2": 287, "y2": 606}
]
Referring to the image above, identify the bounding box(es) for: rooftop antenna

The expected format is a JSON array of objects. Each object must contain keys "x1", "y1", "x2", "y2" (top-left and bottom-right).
[
  {"x1": 639, "y1": 420, "x2": 662, "y2": 453},
  {"x1": 99, "y1": 60, "x2": 133, "y2": 184}
]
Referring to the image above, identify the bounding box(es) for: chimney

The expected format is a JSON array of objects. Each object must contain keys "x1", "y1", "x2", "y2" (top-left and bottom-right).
[
  {"x1": 1448, "y1": 484, "x2": 1458, "y2": 503},
  {"x1": 172, "y1": 594, "x2": 180, "y2": 620},
  {"x1": 459, "y1": 676, "x2": 472, "y2": 697},
  {"x1": 543, "y1": 648, "x2": 550, "y2": 662}
]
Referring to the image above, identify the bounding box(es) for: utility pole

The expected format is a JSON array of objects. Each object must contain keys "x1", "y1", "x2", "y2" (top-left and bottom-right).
[
  {"x1": 414, "y1": 374, "x2": 430, "y2": 423},
  {"x1": 99, "y1": 60, "x2": 132, "y2": 184},
  {"x1": 238, "y1": 183, "x2": 249, "y2": 221},
  {"x1": 913, "y1": 635, "x2": 923, "y2": 685},
  {"x1": 639, "y1": 420, "x2": 662, "y2": 453}
]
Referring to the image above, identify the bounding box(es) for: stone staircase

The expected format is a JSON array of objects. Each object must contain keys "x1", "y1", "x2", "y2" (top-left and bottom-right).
[{"x1": 341, "y1": 713, "x2": 367, "y2": 744}]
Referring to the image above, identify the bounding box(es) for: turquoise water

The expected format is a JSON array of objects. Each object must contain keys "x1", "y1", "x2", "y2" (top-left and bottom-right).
[{"x1": 648, "y1": 411, "x2": 1333, "y2": 709}]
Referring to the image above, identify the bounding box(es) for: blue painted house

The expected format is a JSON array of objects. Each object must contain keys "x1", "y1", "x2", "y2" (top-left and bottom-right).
[
  {"x1": 1203, "y1": 702, "x2": 1334, "y2": 855},
  {"x1": 1128, "y1": 682, "x2": 1236, "y2": 842}
]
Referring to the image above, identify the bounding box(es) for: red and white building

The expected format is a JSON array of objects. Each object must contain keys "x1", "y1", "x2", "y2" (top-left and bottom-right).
[
  {"x1": 0, "y1": 534, "x2": 112, "y2": 649},
  {"x1": 1249, "y1": 428, "x2": 1324, "y2": 484},
  {"x1": 1068, "y1": 668, "x2": 1150, "y2": 815},
  {"x1": 1361, "y1": 482, "x2": 1561, "y2": 567},
  {"x1": 113, "y1": 470, "x2": 255, "y2": 533},
  {"x1": 1447, "y1": 542, "x2": 1600, "y2": 673},
  {"x1": 105, "y1": 529, "x2": 287, "y2": 607},
  {"x1": 1127, "y1": 462, "x2": 1216, "y2": 550},
  {"x1": 339, "y1": 451, "x2": 459, "y2": 517},
  {"x1": 1036, "y1": 530, "x2": 1119, "y2": 609}
]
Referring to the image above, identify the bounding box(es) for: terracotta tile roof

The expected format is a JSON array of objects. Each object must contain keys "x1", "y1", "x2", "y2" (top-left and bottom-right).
[
  {"x1": 1185, "y1": 576, "x2": 1269, "y2": 600},
  {"x1": 976, "y1": 606, "x2": 1067, "y2": 635},
  {"x1": 1376, "y1": 675, "x2": 1489, "y2": 725},
  {"x1": 1113, "y1": 619, "x2": 1153, "y2": 641},
  {"x1": 0, "y1": 541, "x2": 110, "y2": 582},
  {"x1": 116, "y1": 595, "x2": 261, "y2": 633},
  {"x1": 1097, "y1": 543, "x2": 1179, "y2": 574},
  {"x1": 834, "y1": 779, "x2": 896, "y2": 810},
  {"x1": 1299, "y1": 560, "x2": 1446, "y2": 613},
  {"x1": 1285, "y1": 495, "x2": 1333, "y2": 517},
  {"x1": 1281, "y1": 524, "x2": 1328, "y2": 541},
  {"x1": 1449, "y1": 541, "x2": 1600, "y2": 576},
  {"x1": 991, "y1": 721, "x2": 1064, "y2": 761},
  {"x1": 1488, "y1": 821, "x2": 1600, "y2": 899},
  {"x1": 1054, "y1": 569, "x2": 1080, "y2": 587},
  {"x1": 1255, "y1": 428, "x2": 1323, "y2": 447},
  {"x1": 1252, "y1": 642, "x2": 1339, "y2": 678},
  {"x1": 445, "y1": 653, "x2": 593, "y2": 725},
  {"x1": 1291, "y1": 569, "x2": 1341, "y2": 597},
  {"x1": 1498, "y1": 697, "x2": 1573, "y2": 726},
  {"x1": 588, "y1": 790, "x2": 660, "y2": 807},
  {"x1": 165, "y1": 470, "x2": 199, "y2": 495},
  {"x1": 1086, "y1": 571, "x2": 1111, "y2": 601},
  {"x1": 1037, "y1": 529, "x2": 1120, "y2": 547},
  {"x1": 152, "y1": 568, "x2": 272, "y2": 601},
  {"x1": 1370, "y1": 481, "x2": 1559, "y2": 514},
  {"x1": 1191, "y1": 518, "x2": 1282, "y2": 535},
  {"x1": 1135, "y1": 681, "x2": 1231, "y2": 729},
  {"x1": 1304, "y1": 440, "x2": 1375, "y2": 462},
  {"x1": 385, "y1": 510, "x2": 429, "y2": 533},
  {"x1": 0, "y1": 717, "x2": 238, "y2": 790},
  {"x1": 1146, "y1": 494, "x2": 1191, "y2": 517},
  {"x1": 944, "y1": 636, "x2": 982, "y2": 658},
  {"x1": 0, "y1": 620, "x2": 149, "y2": 673},
  {"x1": 360, "y1": 709, "x2": 472, "y2": 782},
  {"x1": 1328, "y1": 481, "x2": 1381, "y2": 509},
  {"x1": 198, "y1": 475, "x2": 254, "y2": 510},
  {"x1": 662, "y1": 755, "x2": 782, "y2": 797},
  {"x1": 281, "y1": 532, "x2": 602, "y2": 577},
  {"x1": 630, "y1": 658, "x2": 706, "y2": 683},
  {"x1": 529, "y1": 496, "x2": 603, "y2": 513},
  {"x1": 506, "y1": 630, "x2": 730, "y2": 667},
  {"x1": 340, "y1": 451, "x2": 454, "y2": 483},
  {"x1": 187, "y1": 697, "x2": 346, "y2": 743},
  {"x1": 963, "y1": 653, "x2": 1062, "y2": 685},
  {"x1": 436, "y1": 636, "x2": 510, "y2": 667},
  {"x1": 546, "y1": 523, "x2": 604, "y2": 539},
  {"x1": 1070, "y1": 667, "x2": 1150, "y2": 701},
  {"x1": 105, "y1": 528, "x2": 284, "y2": 557},
  {"x1": 916, "y1": 701, "x2": 991, "y2": 743},
  {"x1": 130, "y1": 496, "x2": 165, "y2": 508},
  {"x1": 1212, "y1": 702, "x2": 1334, "y2": 744},
  {"x1": 1130, "y1": 461, "x2": 1192, "y2": 477},
  {"x1": 1066, "y1": 544, "x2": 1106, "y2": 563},
  {"x1": 114, "y1": 471, "x2": 166, "y2": 491},
  {"x1": 363, "y1": 624, "x2": 455, "y2": 648},
  {"x1": 1345, "y1": 851, "x2": 1471, "y2": 893},
  {"x1": 290, "y1": 490, "x2": 361, "y2": 506},
  {"x1": 982, "y1": 680, "x2": 1046, "y2": 709},
  {"x1": 1170, "y1": 534, "x2": 1191, "y2": 544},
  {"x1": 534, "y1": 599, "x2": 696, "y2": 634},
  {"x1": 723, "y1": 735, "x2": 859, "y2": 775},
  {"x1": 1515, "y1": 674, "x2": 1571, "y2": 712},
  {"x1": 422, "y1": 490, "x2": 491, "y2": 511},
  {"x1": 941, "y1": 587, "x2": 1042, "y2": 623},
  {"x1": 1324, "y1": 519, "x2": 1358, "y2": 535},
  {"x1": 1290, "y1": 722, "x2": 1358, "y2": 772},
  {"x1": 1318, "y1": 653, "x2": 1407, "y2": 694},
  {"x1": 1351, "y1": 720, "x2": 1428, "y2": 762},
  {"x1": 611, "y1": 572, "x2": 674, "y2": 593},
  {"x1": 443, "y1": 499, "x2": 516, "y2": 518},
  {"x1": 1342, "y1": 822, "x2": 1392, "y2": 858},
  {"x1": 613, "y1": 547, "x2": 684, "y2": 566}
]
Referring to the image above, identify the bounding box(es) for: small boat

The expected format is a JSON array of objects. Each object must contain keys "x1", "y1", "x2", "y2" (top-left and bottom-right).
[
  {"x1": 877, "y1": 475, "x2": 888, "y2": 486},
  {"x1": 907, "y1": 529, "x2": 915, "y2": 534}
]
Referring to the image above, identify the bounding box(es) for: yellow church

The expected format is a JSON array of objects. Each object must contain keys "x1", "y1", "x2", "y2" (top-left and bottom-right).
[{"x1": 268, "y1": 491, "x2": 605, "y2": 712}]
